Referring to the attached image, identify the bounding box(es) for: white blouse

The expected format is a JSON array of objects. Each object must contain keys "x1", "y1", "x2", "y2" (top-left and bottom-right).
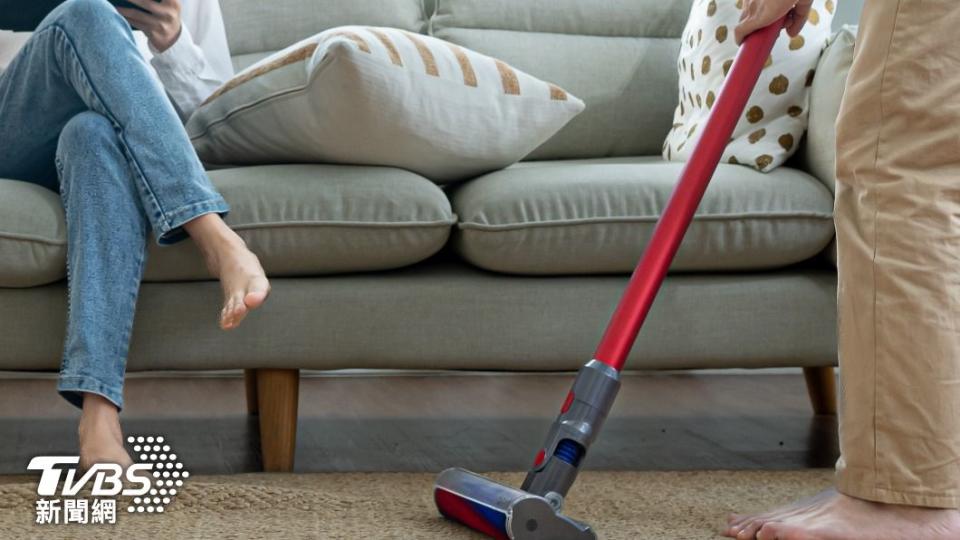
[
  {"x1": 137, "y1": 1, "x2": 234, "y2": 120},
  {"x1": 0, "y1": 1, "x2": 234, "y2": 122}
]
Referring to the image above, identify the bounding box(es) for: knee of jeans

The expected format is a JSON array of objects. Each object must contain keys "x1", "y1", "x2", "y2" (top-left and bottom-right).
[
  {"x1": 56, "y1": 111, "x2": 119, "y2": 174},
  {"x1": 49, "y1": 0, "x2": 130, "y2": 37},
  {"x1": 56, "y1": 112, "x2": 114, "y2": 195}
]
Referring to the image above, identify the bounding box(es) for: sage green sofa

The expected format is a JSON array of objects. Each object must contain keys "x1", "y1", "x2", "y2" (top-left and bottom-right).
[{"x1": 0, "y1": 0, "x2": 852, "y2": 471}]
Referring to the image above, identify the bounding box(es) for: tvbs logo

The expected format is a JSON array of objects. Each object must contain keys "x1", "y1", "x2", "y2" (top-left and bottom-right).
[
  {"x1": 27, "y1": 435, "x2": 188, "y2": 524},
  {"x1": 29, "y1": 457, "x2": 153, "y2": 498}
]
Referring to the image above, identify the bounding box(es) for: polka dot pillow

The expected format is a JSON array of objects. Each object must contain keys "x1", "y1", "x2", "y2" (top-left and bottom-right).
[{"x1": 663, "y1": 0, "x2": 835, "y2": 172}]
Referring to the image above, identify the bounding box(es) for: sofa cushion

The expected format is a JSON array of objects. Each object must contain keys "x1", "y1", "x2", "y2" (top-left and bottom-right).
[
  {"x1": 220, "y1": 0, "x2": 426, "y2": 56},
  {"x1": 0, "y1": 179, "x2": 66, "y2": 288},
  {"x1": 452, "y1": 157, "x2": 834, "y2": 275},
  {"x1": 430, "y1": 0, "x2": 692, "y2": 160},
  {"x1": 0, "y1": 166, "x2": 455, "y2": 287},
  {"x1": 190, "y1": 26, "x2": 584, "y2": 183},
  {"x1": 144, "y1": 165, "x2": 455, "y2": 281},
  {"x1": 800, "y1": 26, "x2": 857, "y2": 195}
]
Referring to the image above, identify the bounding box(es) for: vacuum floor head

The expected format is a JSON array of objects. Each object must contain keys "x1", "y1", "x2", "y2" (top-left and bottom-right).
[{"x1": 434, "y1": 468, "x2": 595, "y2": 540}]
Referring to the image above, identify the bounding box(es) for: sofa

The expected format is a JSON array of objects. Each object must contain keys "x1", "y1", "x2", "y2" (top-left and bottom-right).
[{"x1": 0, "y1": 0, "x2": 852, "y2": 472}]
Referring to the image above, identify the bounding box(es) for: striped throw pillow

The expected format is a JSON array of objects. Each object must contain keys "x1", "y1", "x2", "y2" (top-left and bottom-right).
[{"x1": 188, "y1": 26, "x2": 585, "y2": 183}]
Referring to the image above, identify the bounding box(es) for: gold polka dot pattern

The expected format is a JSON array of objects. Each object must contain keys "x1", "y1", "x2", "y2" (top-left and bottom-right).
[
  {"x1": 716, "y1": 26, "x2": 728, "y2": 43},
  {"x1": 769, "y1": 75, "x2": 789, "y2": 95},
  {"x1": 778, "y1": 134, "x2": 795, "y2": 151},
  {"x1": 664, "y1": 0, "x2": 834, "y2": 172}
]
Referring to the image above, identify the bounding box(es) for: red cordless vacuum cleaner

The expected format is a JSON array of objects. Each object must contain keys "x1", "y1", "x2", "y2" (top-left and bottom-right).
[{"x1": 434, "y1": 19, "x2": 787, "y2": 540}]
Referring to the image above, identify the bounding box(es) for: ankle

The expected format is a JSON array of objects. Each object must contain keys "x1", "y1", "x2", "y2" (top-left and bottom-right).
[
  {"x1": 184, "y1": 213, "x2": 241, "y2": 248},
  {"x1": 81, "y1": 393, "x2": 118, "y2": 414}
]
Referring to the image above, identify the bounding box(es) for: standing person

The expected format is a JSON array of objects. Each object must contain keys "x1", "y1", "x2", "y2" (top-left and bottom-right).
[
  {"x1": 725, "y1": 1, "x2": 960, "y2": 538},
  {"x1": 0, "y1": 0, "x2": 270, "y2": 470}
]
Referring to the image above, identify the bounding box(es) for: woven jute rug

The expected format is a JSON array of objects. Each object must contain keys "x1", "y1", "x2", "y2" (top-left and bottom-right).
[{"x1": 0, "y1": 470, "x2": 833, "y2": 539}]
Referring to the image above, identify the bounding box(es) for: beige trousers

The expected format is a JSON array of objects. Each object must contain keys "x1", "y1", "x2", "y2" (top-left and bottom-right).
[{"x1": 835, "y1": 0, "x2": 960, "y2": 509}]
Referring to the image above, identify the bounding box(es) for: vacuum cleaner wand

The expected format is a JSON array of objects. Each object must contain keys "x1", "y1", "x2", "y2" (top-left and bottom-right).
[{"x1": 435, "y1": 18, "x2": 786, "y2": 540}]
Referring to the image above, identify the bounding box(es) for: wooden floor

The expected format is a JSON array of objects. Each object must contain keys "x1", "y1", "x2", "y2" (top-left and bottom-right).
[{"x1": 0, "y1": 371, "x2": 838, "y2": 475}]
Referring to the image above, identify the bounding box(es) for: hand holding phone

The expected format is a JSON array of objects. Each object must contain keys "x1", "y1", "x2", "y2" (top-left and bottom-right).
[{"x1": 114, "y1": 0, "x2": 182, "y2": 53}]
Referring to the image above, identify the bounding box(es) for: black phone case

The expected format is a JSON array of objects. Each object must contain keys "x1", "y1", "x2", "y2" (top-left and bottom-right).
[{"x1": 0, "y1": 0, "x2": 157, "y2": 32}]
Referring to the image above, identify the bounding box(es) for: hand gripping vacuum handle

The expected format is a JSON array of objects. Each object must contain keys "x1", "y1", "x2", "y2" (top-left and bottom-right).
[{"x1": 521, "y1": 19, "x2": 787, "y2": 509}]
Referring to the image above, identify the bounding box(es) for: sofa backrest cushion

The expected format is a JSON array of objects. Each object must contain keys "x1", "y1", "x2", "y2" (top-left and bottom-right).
[
  {"x1": 220, "y1": 0, "x2": 427, "y2": 56},
  {"x1": 430, "y1": 0, "x2": 693, "y2": 160}
]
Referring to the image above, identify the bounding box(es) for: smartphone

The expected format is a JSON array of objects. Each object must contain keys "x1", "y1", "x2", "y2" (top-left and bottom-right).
[
  {"x1": 0, "y1": 1, "x2": 162, "y2": 31},
  {"x1": 109, "y1": 0, "x2": 161, "y2": 13}
]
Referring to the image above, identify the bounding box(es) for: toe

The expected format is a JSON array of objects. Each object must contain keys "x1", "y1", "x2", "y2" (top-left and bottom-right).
[
  {"x1": 737, "y1": 520, "x2": 764, "y2": 540},
  {"x1": 756, "y1": 522, "x2": 784, "y2": 540},
  {"x1": 757, "y1": 522, "x2": 810, "y2": 540},
  {"x1": 228, "y1": 295, "x2": 249, "y2": 328},
  {"x1": 243, "y1": 281, "x2": 270, "y2": 310},
  {"x1": 220, "y1": 296, "x2": 246, "y2": 330},
  {"x1": 724, "y1": 515, "x2": 749, "y2": 537},
  {"x1": 728, "y1": 513, "x2": 756, "y2": 530},
  {"x1": 219, "y1": 300, "x2": 233, "y2": 329}
]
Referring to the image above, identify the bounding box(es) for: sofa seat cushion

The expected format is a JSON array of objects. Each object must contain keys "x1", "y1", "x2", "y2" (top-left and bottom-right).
[
  {"x1": 452, "y1": 156, "x2": 834, "y2": 275},
  {"x1": 144, "y1": 165, "x2": 455, "y2": 281},
  {"x1": 0, "y1": 165, "x2": 455, "y2": 287}
]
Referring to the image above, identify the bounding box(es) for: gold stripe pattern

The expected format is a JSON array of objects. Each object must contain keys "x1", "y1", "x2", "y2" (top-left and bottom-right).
[
  {"x1": 328, "y1": 31, "x2": 372, "y2": 54},
  {"x1": 446, "y1": 43, "x2": 478, "y2": 87},
  {"x1": 369, "y1": 29, "x2": 403, "y2": 66},
  {"x1": 201, "y1": 42, "x2": 319, "y2": 106},
  {"x1": 201, "y1": 28, "x2": 576, "y2": 109},
  {"x1": 402, "y1": 32, "x2": 439, "y2": 76},
  {"x1": 495, "y1": 59, "x2": 521, "y2": 96},
  {"x1": 548, "y1": 84, "x2": 568, "y2": 101}
]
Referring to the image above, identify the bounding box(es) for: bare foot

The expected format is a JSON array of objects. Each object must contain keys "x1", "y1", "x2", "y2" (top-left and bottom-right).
[
  {"x1": 78, "y1": 394, "x2": 133, "y2": 472},
  {"x1": 184, "y1": 214, "x2": 271, "y2": 330},
  {"x1": 724, "y1": 488, "x2": 960, "y2": 540}
]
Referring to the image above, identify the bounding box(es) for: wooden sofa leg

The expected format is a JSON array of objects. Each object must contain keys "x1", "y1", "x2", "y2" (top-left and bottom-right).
[
  {"x1": 256, "y1": 368, "x2": 300, "y2": 472},
  {"x1": 244, "y1": 369, "x2": 259, "y2": 415},
  {"x1": 803, "y1": 366, "x2": 838, "y2": 416}
]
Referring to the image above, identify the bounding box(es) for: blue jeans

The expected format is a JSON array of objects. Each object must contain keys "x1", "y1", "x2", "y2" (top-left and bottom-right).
[{"x1": 0, "y1": 0, "x2": 229, "y2": 409}]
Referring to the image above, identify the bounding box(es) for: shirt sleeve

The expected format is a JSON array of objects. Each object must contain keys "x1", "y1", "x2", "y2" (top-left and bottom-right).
[{"x1": 148, "y1": 1, "x2": 234, "y2": 122}]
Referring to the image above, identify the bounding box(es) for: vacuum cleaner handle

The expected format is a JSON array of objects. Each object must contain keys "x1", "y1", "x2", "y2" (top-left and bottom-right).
[{"x1": 593, "y1": 17, "x2": 787, "y2": 373}]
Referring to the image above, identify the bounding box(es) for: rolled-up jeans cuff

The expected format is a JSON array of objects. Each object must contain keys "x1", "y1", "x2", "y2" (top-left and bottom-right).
[
  {"x1": 156, "y1": 198, "x2": 230, "y2": 246},
  {"x1": 58, "y1": 375, "x2": 124, "y2": 411}
]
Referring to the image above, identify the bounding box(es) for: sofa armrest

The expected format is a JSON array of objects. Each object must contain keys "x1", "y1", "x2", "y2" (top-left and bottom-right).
[{"x1": 797, "y1": 26, "x2": 858, "y2": 196}]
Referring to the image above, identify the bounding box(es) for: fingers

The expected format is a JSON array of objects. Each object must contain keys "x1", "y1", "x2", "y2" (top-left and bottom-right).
[
  {"x1": 123, "y1": 0, "x2": 177, "y2": 24},
  {"x1": 124, "y1": 0, "x2": 159, "y2": 14},
  {"x1": 734, "y1": 0, "x2": 763, "y2": 44},
  {"x1": 734, "y1": 17, "x2": 766, "y2": 45},
  {"x1": 735, "y1": 0, "x2": 799, "y2": 44},
  {"x1": 116, "y1": 7, "x2": 155, "y2": 31},
  {"x1": 786, "y1": 0, "x2": 814, "y2": 36},
  {"x1": 118, "y1": 0, "x2": 182, "y2": 52}
]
